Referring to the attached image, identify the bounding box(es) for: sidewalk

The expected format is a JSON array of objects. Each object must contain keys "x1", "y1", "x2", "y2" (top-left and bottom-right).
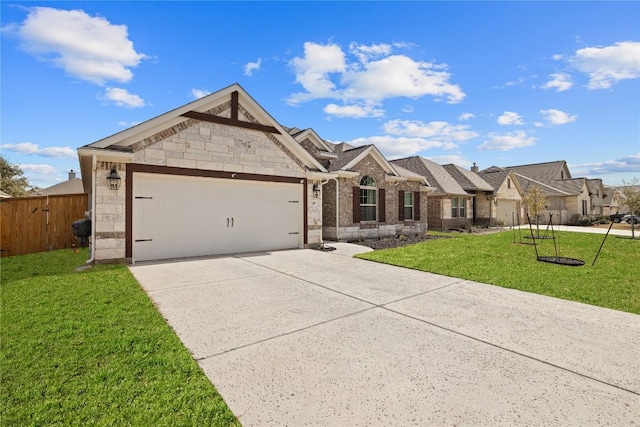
[{"x1": 515, "y1": 224, "x2": 636, "y2": 238}]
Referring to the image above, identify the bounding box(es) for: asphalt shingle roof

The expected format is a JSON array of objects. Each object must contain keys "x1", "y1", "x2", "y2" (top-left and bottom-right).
[
  {"x1": 391, "y1": 157, "x2": 467, "y2": 196},
  {"x1": 442, "y1": 164, "x2": 493, "y2": 192}
]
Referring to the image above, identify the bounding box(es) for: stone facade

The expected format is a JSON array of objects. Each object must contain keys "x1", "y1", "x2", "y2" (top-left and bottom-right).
[
  {"x1": 94, "y1": 161, "x2": 126, "y2": 261},
  {"x1": 91, "y1": 118, "x2": 323, "y2": 262},
  {"x1": 133, "y1": 121, "x2": 305, "y2": 179},
  {"x1": 427, "y1": 195, "x2": 474, "y2": 231}
]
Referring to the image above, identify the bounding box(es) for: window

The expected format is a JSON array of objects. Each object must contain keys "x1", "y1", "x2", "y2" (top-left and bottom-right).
[
  {"x1": 582, "y1": 200, "x2": 588, "y2": 215},
  {"x1": 404, "y1": 192, "x2": 414, "y2": 220},
  {"x1": 507, "y1": 178, "x2": 511, "y2": 189},
  {"x1": 452, "y1": 197, "x2": 467, "y2": 218},
  {"x1": 360, "y1": 176, "x2": 377, "y2": 221}
]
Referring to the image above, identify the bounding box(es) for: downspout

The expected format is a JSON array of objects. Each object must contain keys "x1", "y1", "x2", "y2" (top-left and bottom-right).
[
  {"x1": 86, "y1": 154, "x2": 97, "y2": 264},
  {"x1": 332, "y1": 178, "x2": 340, "y2": 241},
  {"x1": 318, "y1": 179, "x2": 330, "y2": 244}
]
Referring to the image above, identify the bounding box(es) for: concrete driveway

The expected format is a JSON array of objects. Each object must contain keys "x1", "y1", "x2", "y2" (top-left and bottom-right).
[{"x1": 129, "y1": 244, "x2": 640, "y2": 426}]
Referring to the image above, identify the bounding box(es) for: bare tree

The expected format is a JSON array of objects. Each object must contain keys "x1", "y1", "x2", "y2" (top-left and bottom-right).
[
  {"x1": 618, "y1": 177, "x2": 640, "y2": 239},
  {"x1": 523, "y1": 185, "x2": 547, "y2": 237}
]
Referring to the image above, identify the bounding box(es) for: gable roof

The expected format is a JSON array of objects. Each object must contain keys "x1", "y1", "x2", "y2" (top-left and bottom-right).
[
  {"x1": 78, "y1": 83, "x2": 327, "y2": 187},
  {"x1": 478, "y1": 166, "x2": 510, "y2": 190},
  {"x1": 327, "y1": 145, "x2": 399, "y2": 176},
  {"x1": 391, "y1": 156, "x2": 468, "y2": 196},
  {"x1": 36, "y1": 178, "x2": 85, "y2": 195},
  {"x1": 289, "y1": 128, "x2": 334, "y2": 153},
  {"x1": 442, "y1": 164, "x2": 493, "y2": 193},
  {"x1": 506, "y1": 160, "x2": 570, "y2": 182}
]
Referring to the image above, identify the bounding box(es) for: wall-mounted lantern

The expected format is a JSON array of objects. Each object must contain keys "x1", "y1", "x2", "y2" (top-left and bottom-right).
[
  {"x1": 106, "y1": 167, "x2": 121, "y2": 191},
  {"x1": 312, "y1": 182, "x2": 321, "y2": 199}
]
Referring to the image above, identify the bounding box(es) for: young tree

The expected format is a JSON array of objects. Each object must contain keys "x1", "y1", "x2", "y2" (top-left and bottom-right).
[
  {"x1": 619, "y1": 177, "x2": 640, "y2": 239},
  {"x1": 523, "y1": 185, "x2": 547, "y2": 236},
  {"x1": 0, "y1": 155, "x2": 31, "y2": 197}
]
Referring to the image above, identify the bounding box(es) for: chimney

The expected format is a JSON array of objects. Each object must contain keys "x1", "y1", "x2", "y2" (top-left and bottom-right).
[
  {"x1": 471, "y1": 162, "x2": 479, "y2": 173},
  {"x1": 69, "y1": 170, "x2": 76, "y2": 180}
]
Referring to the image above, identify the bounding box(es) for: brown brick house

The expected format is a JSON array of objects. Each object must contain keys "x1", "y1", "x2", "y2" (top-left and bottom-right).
[{"x1": 290, "y1": 132, "x2": 432, "y2": 241}]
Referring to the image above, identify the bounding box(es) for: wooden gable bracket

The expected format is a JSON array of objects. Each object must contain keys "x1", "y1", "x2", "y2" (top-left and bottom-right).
[{"x1": 180, "y1": 91, "x2": 281, "y2": 134}]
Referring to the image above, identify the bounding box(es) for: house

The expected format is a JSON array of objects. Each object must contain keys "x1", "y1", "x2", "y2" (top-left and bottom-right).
[
  {"x1": 506, "y1": 160, "x2": 598, "y2": 224},
  {"x1": 442, "y1": 163, "x2": 495, "y2": 226},
  {"x1": 391, "y1": 156, "x2": 473, "y2": 231},
  {"x1": 602, "y1": 185, "x2": 623, "y2": 216},
  {"x1": 586, "y1": 178, "x2": 606, "y2": 215},
  {"x1": 78, "y1": 84, "x2": 335, "y2": 263},
  {"x1": 477, "y1": 166, "x2": 525, "y2": 226},
  {"x1": 31, "y1": 170, "x2": 85, "y2": 196},
  {"x1": 0, "y1": 190, "x2": 11, "y2": 199},
  {"x1": 291, "y1": 132, "x2": 432, "y2": 241}
]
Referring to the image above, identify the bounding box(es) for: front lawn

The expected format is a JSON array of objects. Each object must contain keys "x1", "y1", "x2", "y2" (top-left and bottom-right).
[
  {"x1": 1, "y1": 250, "x2": 238, "y2": 426},
  {"x1": 357, "y1": 230, "x2": 640, "y2": 314}
]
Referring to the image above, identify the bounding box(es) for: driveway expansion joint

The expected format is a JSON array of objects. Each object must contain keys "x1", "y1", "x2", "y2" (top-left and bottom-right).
[{"x1": 382, "y1": 306, "x2": 640, "y2": 397}]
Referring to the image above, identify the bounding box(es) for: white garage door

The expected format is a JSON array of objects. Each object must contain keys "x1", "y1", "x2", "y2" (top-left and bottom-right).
[
  {"x1": 133, "y1": 173, "x2": 302, "y2": 262},
  {"x1": 496, "y1": 200, "x2": 519, "y2": 226}
]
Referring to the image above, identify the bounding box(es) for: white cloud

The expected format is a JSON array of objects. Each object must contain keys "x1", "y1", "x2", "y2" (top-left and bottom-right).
[
  {"x1": 570, "y1": 153, "x2": 640, "y2": 175},
  {"x1": 191, "y1": 88, "x2": 210, "y2": 99},
  {"x1": 6, "y1": 6, "x2": 147, "y2": 85},
  {"x1": 288, "y1": 42, "x2": 346, "y2": 104},
  {"x1": 345, "y1": 136, "x2": 445, "y2": 159},
  {"x1": 323, "y1": 103, "x2": 384, "y2": 118},
  {"x1": 497, "y1": 111, "x2": 524, "y2": 125},
  {"x1": 383, "y1": 119, "x2": 478, "y2": 141},
  {"x1": 101, "y1": 87, "x2": 145, "y2": 107},
  {"x1": 478, "y1": 131, "x2": 536, "y2": 151},
  {"x1": 287, "y1": 41, "x2": 465, "y2": 111},
  {"x1": 118, "y1": 120, "x2": 140, "y2": 127},
  {"x1": 342, "y1": 55, "x2": 465, "y2": 103},
  {"x1": 541, "y1": 73, "x2": 573, "y2": 92},
  {"x1": 539, "y1": 109, "x2": 577, "y2": 125},
  {"x1": 19, "y1": 163, "x2": 58, "y2": 175},
  {"x1": 244, "y1": 58, "x2": 262, "y2": 76},
  {"x1": 427, "y1": 155, "x2": 472, "y2": 168},
  {"x1": 569, "y1": 41, "x2": 640, "y2": 89},
  {"x1": 458, "y1": 112, "x2": 475, "y2": 121},
  {"x1": 552, "y1": 54, "x2": 563, "y2": 61},
  {"x1": 349, "y1": 42, "x2": 393, "y2": 63},
  {"x1": 1, "y1": 142, "x2": 76, "y2": 158}
]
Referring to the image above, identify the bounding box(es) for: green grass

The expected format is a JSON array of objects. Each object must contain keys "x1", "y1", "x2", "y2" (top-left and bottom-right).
[
  {"x1": 1, "y1": 250, "x2": 239, "y2": 426},
  {"x1": 357, "y1": 230, "x2": 640, "y2": 314}
]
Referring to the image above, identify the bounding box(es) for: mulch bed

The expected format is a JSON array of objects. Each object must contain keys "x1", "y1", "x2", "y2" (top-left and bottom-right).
[{"x1": 353, "y1": 228, "x2": 506, "y2": 250}]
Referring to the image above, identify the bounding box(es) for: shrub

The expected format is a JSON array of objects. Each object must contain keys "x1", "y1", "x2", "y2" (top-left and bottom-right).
[
  {"x1": 568, "y1": 213, "x2": 582, "y2": 226},
  {"x1": 578, "y1": 215, "x2": 592, "y2": 226}
]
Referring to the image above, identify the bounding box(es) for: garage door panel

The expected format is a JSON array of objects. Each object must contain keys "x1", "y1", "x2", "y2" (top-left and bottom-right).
[{"x1": 133, "y1": 173, "x2": 302, "y2": 262}]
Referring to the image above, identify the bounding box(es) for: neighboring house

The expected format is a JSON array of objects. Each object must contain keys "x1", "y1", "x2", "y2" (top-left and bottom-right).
[
  {"x1": 442, "y1": 163, "x2": 495, "y2": 226},
  {"x1": 78, "y1": 83, "x2": 334, "y2": 263},
  {"x1": 31, "y1": 170, "x2": 85, "y2": 196},
  {"x1": 586, "y1": 178, "x2": 606, "y2": 215},
  {"x1": 477, "y1": 166, "x2": 525, "y2": 226},
  {"x1": 0, "y1": 190, "x2": 11, "y2": 199},
  {"x1": 602, "y1": 185, "x2": 622, "y2": 216},
  {"x1": 293, "y1": 134, "x2": 432, "y2": 241},
  {"x1": 506, "y1": 160, "x2": 598, "y2": 224},
  {"x1": 391, "y1": 156, "x2": 473, "y2": 231}
]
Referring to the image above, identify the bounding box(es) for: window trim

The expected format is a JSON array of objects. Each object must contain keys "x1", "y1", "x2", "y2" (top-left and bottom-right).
[
  {"x1": 359, "y1": 175, "x2": 377, "y2": 222},
  {"x1": 403, "y1": 191, "x2": 414, "y2": 221}
]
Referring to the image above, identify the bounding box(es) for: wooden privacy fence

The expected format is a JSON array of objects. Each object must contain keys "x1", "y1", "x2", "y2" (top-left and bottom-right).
[{"x1": 0, "y1": 194, "x2": 88, "y2": 257}]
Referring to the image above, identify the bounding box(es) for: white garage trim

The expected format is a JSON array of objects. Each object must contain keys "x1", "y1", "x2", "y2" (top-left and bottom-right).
[{"x1": 126, "y1": 164, "x2": 307, "y2": 262}]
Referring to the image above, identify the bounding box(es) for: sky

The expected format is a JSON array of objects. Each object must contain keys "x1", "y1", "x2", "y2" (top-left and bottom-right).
[{"x1": 1, "y1": 1, "x2": 639, "y2": 189}]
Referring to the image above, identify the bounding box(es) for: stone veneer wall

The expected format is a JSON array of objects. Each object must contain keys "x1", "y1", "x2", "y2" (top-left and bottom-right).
[
  {"x1": 92, "y1": 116, "x2": 324, "y2": 261},
  {"x1": 94, "y1": 161, "x2": 127, "y2": 261}
]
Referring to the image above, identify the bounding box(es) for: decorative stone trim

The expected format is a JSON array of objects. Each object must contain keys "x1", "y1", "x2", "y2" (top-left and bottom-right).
[
  {"x1": 238, "y1": 104, "x2": 307, "y2": 170},
  {"x1": 131, "y1": 101, "x2": 232, "y2": 152},
  {"x1": 96, "y1": 231, "x2": 126, "y2": 239}
]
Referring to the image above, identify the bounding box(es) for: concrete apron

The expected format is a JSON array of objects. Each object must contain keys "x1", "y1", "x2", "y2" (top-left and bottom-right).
[{"x1": 129, "y1": 244, "x2": 640, "y2": 426}]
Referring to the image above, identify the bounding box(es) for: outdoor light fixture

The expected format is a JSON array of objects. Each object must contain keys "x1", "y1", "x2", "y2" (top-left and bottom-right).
[
  {"x1": 312, "y1": 182, "x2": 321, "y2": 199},
  {"x1": 106, "y1": 167, "x2": 121, "y2": 191}
]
